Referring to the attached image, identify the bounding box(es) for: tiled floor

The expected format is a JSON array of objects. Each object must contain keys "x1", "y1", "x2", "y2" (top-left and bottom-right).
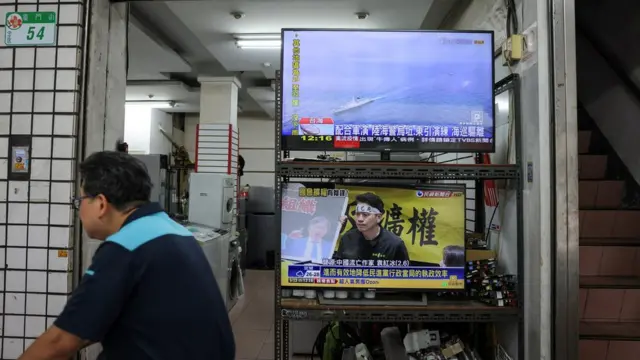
[{"x1": 231, "y1": 270, "x2": 310, "y2": 360}]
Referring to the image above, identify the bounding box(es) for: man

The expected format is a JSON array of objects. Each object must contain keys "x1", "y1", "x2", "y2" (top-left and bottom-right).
[
  {"x1": 20, "y1": 151, "x2": 235, "y2": 360},
  {"x1": 238, "y1": 154, "x2": 245, "y2": 177},
  {"x1": 283, "y1": 216, "x2": 335, "y2": 263},
  {"x1": 334, "y1": 192, "x2": 410, "y2": 262},
  {"x1": 115, "y1": 139, "x2": 128, "y2": 153}
]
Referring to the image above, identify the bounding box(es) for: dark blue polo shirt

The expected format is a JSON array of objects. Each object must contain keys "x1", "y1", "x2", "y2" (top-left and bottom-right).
[{"x1": 55, "y1": 203, "x2": 235, "y2": 360}]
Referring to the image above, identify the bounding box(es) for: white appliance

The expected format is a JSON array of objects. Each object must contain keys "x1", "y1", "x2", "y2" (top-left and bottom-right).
[
  {"x1": 184, "y1": 222, "x2": 231, "y2": 307},
  {"x1": 189, "y1": 173, "x2": 235, "y2": 230},
  {"x1": 227, "y1": 236, "x2": 244, "y2": 311}
]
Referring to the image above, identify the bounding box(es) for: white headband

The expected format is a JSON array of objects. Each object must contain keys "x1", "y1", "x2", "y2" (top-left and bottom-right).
[{"x1": 356, "y1": 203, "x2": 381, "y2": 214}]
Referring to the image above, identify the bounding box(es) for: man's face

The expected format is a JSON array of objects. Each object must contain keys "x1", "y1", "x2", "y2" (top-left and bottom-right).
[
  {"x1": 355, "y1": 211, "x2": 381, "y2": 233},
  {"x1": 78, "y1": 189, "x2": 109, "y2": 240},
  {"x1": 308, "y1": 222, "x2": 328, "y2": 240}
]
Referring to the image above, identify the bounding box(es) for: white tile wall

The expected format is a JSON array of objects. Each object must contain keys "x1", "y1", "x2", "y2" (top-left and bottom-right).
[{"x1": 0, "y1": 0, "x2": 84, "y2": 356}]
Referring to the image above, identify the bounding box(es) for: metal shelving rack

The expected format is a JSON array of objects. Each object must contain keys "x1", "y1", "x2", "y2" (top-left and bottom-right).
[{"x1": 273, "y1": 72, "x2": 524, "y2": 360}]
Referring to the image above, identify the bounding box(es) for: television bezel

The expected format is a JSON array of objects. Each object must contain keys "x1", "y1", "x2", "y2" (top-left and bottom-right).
[
  {"x1": 279, "y1": 181, "x2": 468, "y2": 292},
  {"x1": 279, "y1": 28, "x2": 496, "y2": 154}
]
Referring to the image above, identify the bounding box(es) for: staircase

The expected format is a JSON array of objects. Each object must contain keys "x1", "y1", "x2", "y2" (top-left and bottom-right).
[{"x1": 578, "y1": 105, "x2": 640, "y2": 358}]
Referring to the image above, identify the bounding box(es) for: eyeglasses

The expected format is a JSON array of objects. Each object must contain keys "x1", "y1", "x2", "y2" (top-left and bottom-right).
[{"x1": 71, "y1": 196, "x2": 92, "y2": 210}]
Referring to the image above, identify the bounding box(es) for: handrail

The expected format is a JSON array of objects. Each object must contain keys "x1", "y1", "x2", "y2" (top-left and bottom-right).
[{"x1": 576, "y1": 21, "x2": 640, "y2": 104}]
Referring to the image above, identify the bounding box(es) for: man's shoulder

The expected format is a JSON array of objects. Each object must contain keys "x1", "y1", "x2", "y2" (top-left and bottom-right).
[
  {"x1": 107, "y1": 214, "x2": 194, "y2": 252},
  {"x1": 341, "y1": 228, "x2": 361, "y2": 240},
  {"x1": 94, "y1": 240, "x2": 134, "y2": 258},
  {"x1": 380, "y1": 229, "x2": 404, "y2": 246}
]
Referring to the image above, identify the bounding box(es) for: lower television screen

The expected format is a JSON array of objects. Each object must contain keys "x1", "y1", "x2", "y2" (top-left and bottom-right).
[{"x1": 280, "y1": 183, "x2": 466, "y2": 290}]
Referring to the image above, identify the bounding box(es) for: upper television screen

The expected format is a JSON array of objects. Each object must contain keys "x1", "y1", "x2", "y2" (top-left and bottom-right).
[{"x1": 280, "y1": 29, "x2": 495, "y2": 152}]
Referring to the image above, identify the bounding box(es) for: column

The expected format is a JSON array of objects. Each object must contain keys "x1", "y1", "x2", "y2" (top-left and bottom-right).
[
  {"x1": 79, "y1": 2, "x2": 127, "y2": 360},
  {"x1": 195, "y1": 77, "x2": 240, "y2": 232},
  {"x1": 195, "y1": 76, "x2": 240, "y2": 175},
  {"x1": 0, "y1": 1, "x2": 125, "y2": 359}
]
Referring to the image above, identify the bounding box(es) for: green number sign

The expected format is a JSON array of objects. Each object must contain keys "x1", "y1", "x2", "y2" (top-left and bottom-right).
[
  {"x1": 26, "y1": 26, "x2": 46, "y2": 41},
  {"x1": 4, "y1": 11, "x2": 57, "y2": 46}
]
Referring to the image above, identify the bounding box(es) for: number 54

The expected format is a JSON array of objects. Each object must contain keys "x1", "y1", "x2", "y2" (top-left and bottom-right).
[{"x1": 26, "y1": 26, "x2": 45, "y2": 41}]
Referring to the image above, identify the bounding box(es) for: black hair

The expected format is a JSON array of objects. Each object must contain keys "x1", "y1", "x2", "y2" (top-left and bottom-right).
[
  {"x1": 115, "y1": 139, "x2": 128, "y2": 153},
  {"x1": 442, "y1": 245, "x2": 465, "y2": 267},
  {"x1": 238, "y1": 154, "x2": 245, "y2": 177},
  {"x1": 80, "y1": 151, "x2": 152, "y2": 211},
  {"x1": 354, "y1": 192, "x2": 384, "y2": 213}
]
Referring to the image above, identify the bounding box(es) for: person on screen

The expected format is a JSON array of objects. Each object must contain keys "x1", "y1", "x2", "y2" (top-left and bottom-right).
[
  {"x1": 283, "y1": 216, "x2": 335, "y2": 263},
  {"x1": 439, "y1": 245, "x2": 465, "y2": 267},
  {"x1": 334, "y1": 193, "x2": 409, "y2": 262}
]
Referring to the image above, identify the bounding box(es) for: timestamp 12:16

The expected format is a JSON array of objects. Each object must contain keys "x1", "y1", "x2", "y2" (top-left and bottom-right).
[{"x1": 301, "y1": 135, "x2": 333, "y2": 141}]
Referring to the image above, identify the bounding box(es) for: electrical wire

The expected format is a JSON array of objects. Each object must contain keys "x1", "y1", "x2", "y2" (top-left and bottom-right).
[
  {"x1": 502, "y1": 0, "x2": 519, "y2": 74},
  {"x1": 484, "y1": 202, "x2": 499, "y2": 244},
  {"x1": 503, "y1": 50, "x2": 514, "y2": 74},
  {"x1": 510, "y1": 0, "x2": 518, "y2": 33},
  {"x1": 504, "y1": 0, "x2": 512, "y2": 38},
  {"x1": 503, "y1": 0, "x2": 519, "y2": 36}
]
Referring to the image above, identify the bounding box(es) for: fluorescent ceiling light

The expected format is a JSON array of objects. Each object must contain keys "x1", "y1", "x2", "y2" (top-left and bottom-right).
[
  {"x1": 126, "y1": 101, "x2": 174, "y2": 109},
  {"x1": 236, "y1": 39, "x2": 281, "y2": 49},
  {"x1": 234, "y1": 34, "x2": 281, "y2": 49},
  {"x1": 234, "y1": 33, "x2": 280, "y2": 40}
]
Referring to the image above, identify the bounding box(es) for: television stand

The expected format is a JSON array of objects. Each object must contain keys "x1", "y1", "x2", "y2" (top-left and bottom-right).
[
  {"x1": 318, "y1": 291, "x2": 428, "y2": 306},
  {"x1": 380, "y1": 151, "x2": 391, "y2": 161}
]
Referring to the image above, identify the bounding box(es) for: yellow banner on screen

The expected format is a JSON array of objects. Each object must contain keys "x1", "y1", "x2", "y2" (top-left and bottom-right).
[{"x1": 335, "y1": 185, "x2": 466, "y2": 264}]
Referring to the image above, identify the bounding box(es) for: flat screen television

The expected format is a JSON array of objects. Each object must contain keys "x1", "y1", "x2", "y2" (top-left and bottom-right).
[
  {"x1": 280, "y1": 29, "x2": 495, "y2": 152},
  {"x1": 280, "y1": 182, "x2": 466, "y2": 290}
]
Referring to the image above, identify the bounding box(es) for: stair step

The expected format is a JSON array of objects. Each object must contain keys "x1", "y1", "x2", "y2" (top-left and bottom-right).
[
  {"x1": 580, "y1": 289, "x2": 640, "y2": 322},
  {"x1": 579, "y1": 130, "x2": 592, "y2": 154},
  {"x1": 579, "y1": 155, "x2": 608, "y2": 179},
  {"x1": 581, "y1": 276, "x2": 640, "y2": 289},
  {"x1": 580, "y1": 339, "x2": 640, "y2": 359},
  {"x1": 580, "y1": 321, "x2": 640, "y2": 341},
  {"x1": 581, "y1": 238, "x2": 640, "y2": 246},
  {"x1": 579, "y1": 246, "x2": 640, "y2": 277},
  {"x1": 580, "y1": 210, "x2": 640, "y2": 238},
  {"x1": 579, "y1": 180, "x2": 624, "y2": 209}
]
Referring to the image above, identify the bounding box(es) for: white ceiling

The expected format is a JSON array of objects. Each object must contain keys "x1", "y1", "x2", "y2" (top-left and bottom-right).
[
  {"x1": 126, "y1": 0, "x2": 452, "y2": 117},
  {"x1": 127, "y1": 21, "x2": 191, "y2": 81},
  {"x1": 166, "y1": 0, "x2": 435, "y2": 79},
  {"x1": 246, "y1": 87, "x2": 276, "y2": 118},
  {"x1": 126, "y1": 21, "x2": 201, "y2": 112},
  {"x1": 126, "y1": 81, "x2": 201, "y2": 113}
]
